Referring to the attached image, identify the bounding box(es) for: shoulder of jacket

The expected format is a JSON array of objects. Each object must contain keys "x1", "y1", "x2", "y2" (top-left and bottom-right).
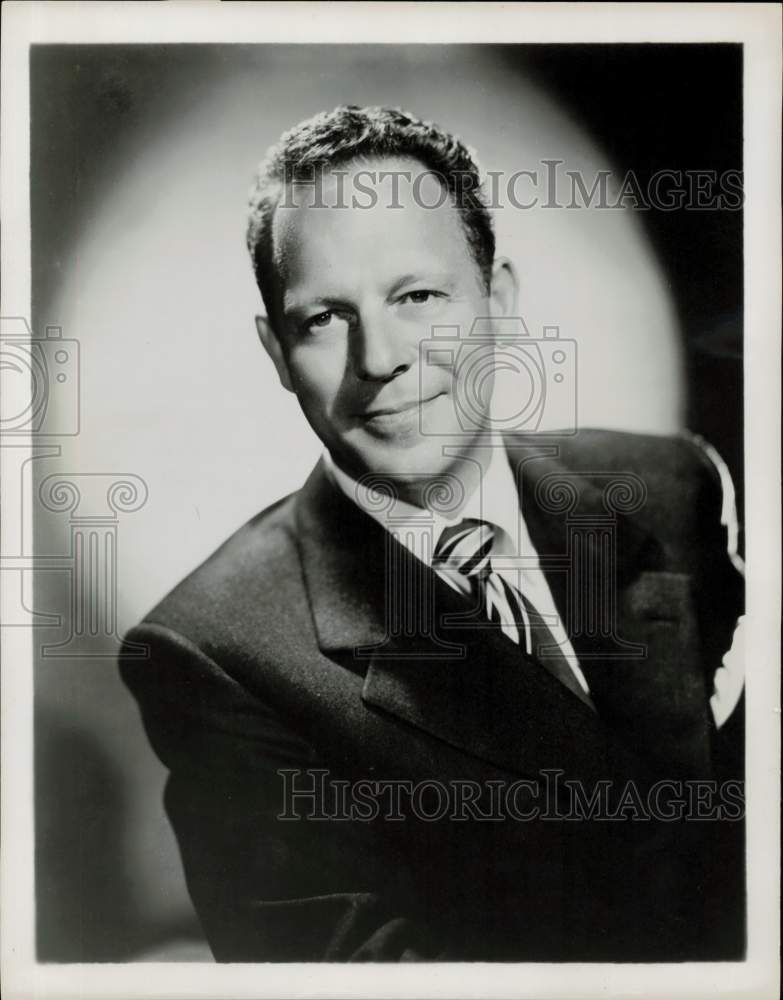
[
  {"x1": 506, "y1": 428, "x2": 707, "y2": 485},
  {"x1": 553, "y1": 427, "x2": 700, "y2": 470},
  {"x1": 524, "y1": 429, "x2": 731, "y2": 541}
]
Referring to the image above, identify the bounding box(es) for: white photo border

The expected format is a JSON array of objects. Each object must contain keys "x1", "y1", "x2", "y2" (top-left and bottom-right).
[{"x1": 1, "y1": 2, "x2": 780, "y2": 998}]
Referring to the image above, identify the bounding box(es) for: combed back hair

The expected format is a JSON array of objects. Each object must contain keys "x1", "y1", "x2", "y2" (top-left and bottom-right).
[{"x1": 246, "y1": 105, "x2": 495, "y2": 322}]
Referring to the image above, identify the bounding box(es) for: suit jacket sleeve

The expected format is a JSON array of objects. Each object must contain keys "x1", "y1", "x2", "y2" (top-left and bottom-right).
[{"x1": 120, "y1": 621, "x2": 444, "y2": 962}]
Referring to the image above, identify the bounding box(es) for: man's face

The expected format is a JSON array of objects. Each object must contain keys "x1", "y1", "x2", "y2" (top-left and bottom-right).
[{"x1": 259, "y1": 156, "x2": 516, "y2": 494}]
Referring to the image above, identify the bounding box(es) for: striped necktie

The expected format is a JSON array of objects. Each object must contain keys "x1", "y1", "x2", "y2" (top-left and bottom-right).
[{"x1": 432, "y1": 518, "x2": 595, "y2": 710}]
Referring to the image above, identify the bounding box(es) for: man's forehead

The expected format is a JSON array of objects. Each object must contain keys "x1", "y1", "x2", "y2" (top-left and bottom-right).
[
  {"x1": 279, "y1": 155, "x2": 445, "y2": 205},
  {"x1": 271, "y1": 156, "x2": 469, "y2": 286}
]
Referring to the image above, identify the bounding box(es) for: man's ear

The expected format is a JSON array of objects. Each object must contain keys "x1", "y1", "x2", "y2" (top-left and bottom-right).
[
  {"x1": 488, "y1": 257, "x2": 519, "y2": 318},
  {"x1": 255, "y1": 315, "x2": 294, "y2": 393}
]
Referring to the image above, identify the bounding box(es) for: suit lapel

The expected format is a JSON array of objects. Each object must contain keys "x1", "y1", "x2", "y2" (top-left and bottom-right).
[
  {"x1": 295, "y1": 458, "x2": 389, "y2": 652},
  {"x1": 295, "y1": 455, "x2": 647, "y2": 784}
]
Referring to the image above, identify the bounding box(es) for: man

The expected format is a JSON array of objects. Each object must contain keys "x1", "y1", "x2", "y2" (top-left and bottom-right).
[{"x1": 121, "y1": 106, "x2": 745, "y2": 962}]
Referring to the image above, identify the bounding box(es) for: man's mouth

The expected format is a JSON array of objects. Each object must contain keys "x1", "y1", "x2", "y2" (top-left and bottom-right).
[{"x1": 356, "y1": 392, "x2": 444, "y2": 432}]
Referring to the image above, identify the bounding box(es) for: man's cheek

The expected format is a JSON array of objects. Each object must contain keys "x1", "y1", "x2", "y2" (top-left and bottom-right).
[{"x1": 292, "y1": 358, "x2": 342, "y2": 415}]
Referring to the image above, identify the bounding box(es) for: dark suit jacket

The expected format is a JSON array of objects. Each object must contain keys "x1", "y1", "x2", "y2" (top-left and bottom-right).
[{"x1": 121, "y1": 430, "x2": 745, "y2": 962}]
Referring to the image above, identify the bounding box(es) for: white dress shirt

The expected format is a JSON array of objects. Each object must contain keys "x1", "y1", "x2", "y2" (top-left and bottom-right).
[{"x1": 685, "y1": 434, "x2": 745, "y2": 728}]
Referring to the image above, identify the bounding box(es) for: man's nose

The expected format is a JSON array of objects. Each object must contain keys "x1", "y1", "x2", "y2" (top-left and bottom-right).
[{"x1": 353, "y1": 313, "x2": 415, "y2": 382}]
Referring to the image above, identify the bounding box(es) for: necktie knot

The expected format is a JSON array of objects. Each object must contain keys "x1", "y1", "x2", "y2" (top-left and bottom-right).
[
  {"x1": 431, "y1": 518, "x2": 596, "y2": 712},
  {"x1": 433, "y1": 518, "x2": 496, "y2": 578}
]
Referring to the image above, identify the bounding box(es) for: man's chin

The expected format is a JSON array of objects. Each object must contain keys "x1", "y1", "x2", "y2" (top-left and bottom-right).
[{"x1": 336, "y1": 428, "x2": 486, "y2": 491}]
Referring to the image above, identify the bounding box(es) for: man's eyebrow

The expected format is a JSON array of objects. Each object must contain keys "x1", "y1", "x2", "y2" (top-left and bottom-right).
[
  {"x1": 281, "y1": 294, "x2": 349, "y2": 321},
  {"x1": 387, "y1": 272, "x2": 456, "y2": 296}
]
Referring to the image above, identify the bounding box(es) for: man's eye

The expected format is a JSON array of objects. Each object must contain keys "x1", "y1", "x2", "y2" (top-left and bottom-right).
[
  {"x1": 300, "y1": 310, "x2": 352, "y2": 338},
  {"x1": 303, "y1": 310, "x2": 348, "y2": 335},
  {"x1": 400, "y1": 290, "x2": 440, "y2": 305}
]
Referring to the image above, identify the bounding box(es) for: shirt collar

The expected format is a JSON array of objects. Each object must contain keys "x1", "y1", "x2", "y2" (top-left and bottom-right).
[{"x1": 323, "y1": 437, "x2": 521, "y2": 563}]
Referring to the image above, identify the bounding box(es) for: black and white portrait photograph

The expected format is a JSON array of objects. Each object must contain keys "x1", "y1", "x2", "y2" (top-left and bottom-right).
[{"x1": 1, "y1": 3, "x2": 780, "y2": 999}]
